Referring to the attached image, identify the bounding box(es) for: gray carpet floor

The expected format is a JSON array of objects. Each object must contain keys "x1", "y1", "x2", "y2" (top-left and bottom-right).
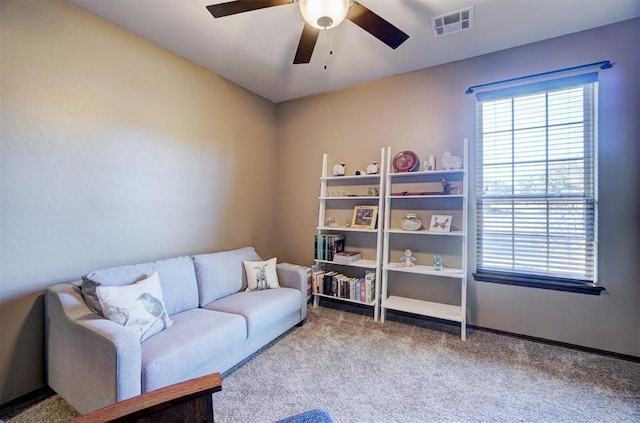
[{"x1": 3, "y1": 303, "x2": 639, "y2": 422}]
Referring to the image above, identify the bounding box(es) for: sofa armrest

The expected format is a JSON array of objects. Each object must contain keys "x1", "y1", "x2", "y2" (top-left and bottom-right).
[
  {"x1": 276, "y1": 263, "x2": 309, "y2": 321},
  {"x1": 46, "y1": 283, "x2": 142, "y2": 415}
]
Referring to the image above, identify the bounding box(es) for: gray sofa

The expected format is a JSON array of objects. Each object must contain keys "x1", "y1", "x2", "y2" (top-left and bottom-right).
[{"x1": 45, "y1": 247, "x2": 308, "y2": 415}]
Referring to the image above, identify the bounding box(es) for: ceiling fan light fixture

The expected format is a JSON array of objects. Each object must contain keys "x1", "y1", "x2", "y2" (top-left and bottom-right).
[{"x1": 299, "y1": 0, "x2": 350, "y2": 30}]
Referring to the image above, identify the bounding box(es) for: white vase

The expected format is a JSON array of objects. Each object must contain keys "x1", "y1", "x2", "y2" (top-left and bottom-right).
[{"x1": 426, "y1": 154, "x2": 436, "y2": 171}]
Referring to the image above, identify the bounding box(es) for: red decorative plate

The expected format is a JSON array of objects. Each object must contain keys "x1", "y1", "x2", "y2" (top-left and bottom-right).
[{"x1": 392, "y1": 151, "x2": 419, "y2": 173}]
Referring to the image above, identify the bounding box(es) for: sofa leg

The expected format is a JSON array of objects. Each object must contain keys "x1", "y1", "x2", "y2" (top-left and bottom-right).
[{"x1": 296, "y1": 319, "x2": 306, "y2": 327}]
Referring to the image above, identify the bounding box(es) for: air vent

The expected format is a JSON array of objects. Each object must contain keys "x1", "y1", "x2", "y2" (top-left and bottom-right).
[{"x1": 431, "y1": 7, "x2": 474, "y2": 38}]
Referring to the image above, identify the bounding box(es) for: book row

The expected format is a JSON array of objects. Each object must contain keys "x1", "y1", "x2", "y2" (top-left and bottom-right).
[
  {"x1": 312, "y1": 270, "x2": 376, "y2": 303},
  {"x1": 314, "y1": 234, "x2": 345, "y2": 261}
]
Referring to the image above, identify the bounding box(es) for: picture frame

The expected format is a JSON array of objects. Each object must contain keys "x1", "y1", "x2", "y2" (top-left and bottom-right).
[
  {"x1": 351, "y1": 205, "x2": 378, "y2": 230},
  {"x1": 429, "y1": 215, "x2": 452, "y2": 232}
]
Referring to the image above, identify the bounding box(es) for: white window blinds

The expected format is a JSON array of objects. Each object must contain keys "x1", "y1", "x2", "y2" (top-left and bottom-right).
[{"x1": 475, "y1": 73, "x2": 597, "y2": 283}]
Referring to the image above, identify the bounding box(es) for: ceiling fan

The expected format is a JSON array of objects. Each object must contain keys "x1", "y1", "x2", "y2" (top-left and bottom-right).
[{"x1": 206, "y1": 0, "x2": 409, "y2": 65}]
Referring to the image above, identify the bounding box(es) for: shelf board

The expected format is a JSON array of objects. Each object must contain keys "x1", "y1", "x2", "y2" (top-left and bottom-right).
[
  {"x1": 321, "y1": 174, "x2": 380, "y2": 181},
  {"x1": 387, "y1": 194, "x2": 464, "y2": 199},
  {"x1": 384, "y1": 263, "x2": 463, "y2": 278},
  {"x1": 315, "y1": 259, "x2": 377, "y2": 269},
  {"x1": 314, "y1": 293, "x2": 377, "y2": 307},
  {"x1": 317, "y1": 226, "x2": 378, "y2": 233},
  {"x1": 388, "y1": 169, "x2": 465, "y2": 178},
  {"x1": 382, "y1": 296, "x2": 462, "y2": 322},
  {"x1": 386, "y1": 229, "x2": 464, "y2": 236},
  {"x1": 319, "y1": 196, "x2": 379, "y2": 200}
]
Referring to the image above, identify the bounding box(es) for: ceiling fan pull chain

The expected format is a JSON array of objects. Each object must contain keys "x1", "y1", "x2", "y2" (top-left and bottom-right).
[
  {"x1": 323, "y1": 29, "x2": 334, "y2": 70},
  {"x1": 323, "y1": 28, "x2": 328, "y2": 70},
  {"x1": 329, "y1": 28, "x2": 334, "y2": 56}
]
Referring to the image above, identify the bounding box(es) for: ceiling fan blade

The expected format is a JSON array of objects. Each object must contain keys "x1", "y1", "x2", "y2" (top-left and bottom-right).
[
  {"x1": 293, "y1": 23, "x2": 320, "y2": 64},
  {"x1": 206, "y1": 0, "x2": 292, "y2": 18},
  {"x1": 346, "y1": 2, "x2": 409, "y2": 49}
]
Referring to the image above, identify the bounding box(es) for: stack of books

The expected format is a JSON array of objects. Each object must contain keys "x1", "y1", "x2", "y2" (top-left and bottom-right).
[{"x1": 332, "y1": 251, "x2": 362, "y2": 264}]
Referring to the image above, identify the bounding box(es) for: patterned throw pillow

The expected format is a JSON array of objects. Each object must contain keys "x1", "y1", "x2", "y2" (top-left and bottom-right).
[
  {"x1": 243, "y1": 258, "x2": 280, "y2": 291},
  {"x1": 80, "y1": 277, "x2": 104, "y2": 316},
  {"x1": 96, "y1": 272, "x2": 173, "y2": 342}
]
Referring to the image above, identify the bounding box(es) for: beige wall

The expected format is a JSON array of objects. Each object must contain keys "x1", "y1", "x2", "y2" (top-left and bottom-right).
[
  {"x1": 277, "y1": 19, "x2": 640, "y2": 357},
  {"x1": 1, "y1": 0, "x2": 277, "y2": 403}
]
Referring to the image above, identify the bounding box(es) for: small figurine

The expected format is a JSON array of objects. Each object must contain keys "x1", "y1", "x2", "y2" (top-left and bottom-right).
[
  {"x1": 441, "y1": 178, "x2": 460, "y2": 195},
  {"x1": 400, "y1": 249, "x2": 416, "y2": 267},
  {"x1": 433, "y1": 255, "x2": 443, "y2": 271},
  {"x1": 333, "y1": 162, "x2": 346, "y2": 176},
  {"x1": 366, "y1": 161, "x2": 379, "y2": 175}
]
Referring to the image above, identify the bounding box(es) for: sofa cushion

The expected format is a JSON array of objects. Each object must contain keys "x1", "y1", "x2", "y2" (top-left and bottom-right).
[
  {"x1": 193, "y1": 247, "x2": 262, "y2": 306},
  {"x1": 203, "y1": 287, "x2": 301, "y2": 338},
  {"x1": 140, "y1": 308, "x2": 246, "y2": 392},
  {"x1": 97, "y1": 272, "x2": 173, "y2": 342},
  {"x1": 243, "y1": 257, "x2": 280, "y2": 291},
  {"x1": 82, "y1": 255, "x2": 199, "y2": 316}
]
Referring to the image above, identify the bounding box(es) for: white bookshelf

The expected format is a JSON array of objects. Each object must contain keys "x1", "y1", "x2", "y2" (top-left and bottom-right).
[
  {"x1": 380, "y1": 140, "x2": 469, "y2": 339},
  {"x1": 313, "y1": 148, "x2": 385, "y2": 321}
]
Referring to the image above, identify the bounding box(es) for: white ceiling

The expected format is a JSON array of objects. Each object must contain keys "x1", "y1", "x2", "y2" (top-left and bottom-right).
[{"x1": 68, "y1": 0, "x2": 640, "y2": 103}]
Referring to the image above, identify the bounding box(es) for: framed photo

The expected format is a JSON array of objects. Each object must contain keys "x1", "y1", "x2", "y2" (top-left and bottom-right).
[
  {"x1": 429, "y1": 215, "x2": 452, "y2": 232},
  {"x1": 351, "y1": 205, "x2": 378, "y2": 230}
]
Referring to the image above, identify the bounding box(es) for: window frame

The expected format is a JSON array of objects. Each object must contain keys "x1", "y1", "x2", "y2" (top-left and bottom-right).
[{"x1": 472, "y1": 73, "x2": 603, "y2": 295}]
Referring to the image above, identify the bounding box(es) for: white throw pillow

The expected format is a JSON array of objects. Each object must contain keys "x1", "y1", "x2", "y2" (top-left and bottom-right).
[
  {"x1": 243, "y1": 258, "x2": 280, "y2": 291},
  {"x1": 96, "y1": 272, "x2": 173, "y2": 342}
]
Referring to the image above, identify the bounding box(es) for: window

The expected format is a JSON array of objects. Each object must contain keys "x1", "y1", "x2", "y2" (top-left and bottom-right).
[{"x1": 474, "y1": 73, "x2": 602, "y2": 294}]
